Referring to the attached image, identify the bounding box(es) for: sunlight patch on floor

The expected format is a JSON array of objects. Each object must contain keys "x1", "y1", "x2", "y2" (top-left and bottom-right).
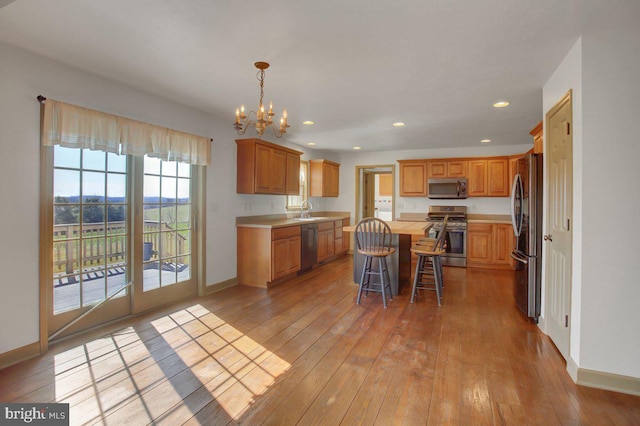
[{"x1": 51, "y1": 304, "x2": 291, "y2": 424}]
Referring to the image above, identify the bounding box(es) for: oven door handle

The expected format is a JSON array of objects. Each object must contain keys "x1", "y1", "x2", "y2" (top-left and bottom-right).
[{"x1": 510, "y1": 250, "x2": 529, "y2": 264}]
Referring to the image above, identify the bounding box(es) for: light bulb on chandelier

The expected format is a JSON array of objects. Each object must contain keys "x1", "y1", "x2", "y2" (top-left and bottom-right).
[{"x1": 234, "y1": 62, "x2": 289, "y2": 138}]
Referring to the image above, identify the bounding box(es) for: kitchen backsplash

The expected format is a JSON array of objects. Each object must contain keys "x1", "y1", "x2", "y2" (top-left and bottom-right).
[{"x1": 395, "y1": 196, "x2": 510, "y2": 215}]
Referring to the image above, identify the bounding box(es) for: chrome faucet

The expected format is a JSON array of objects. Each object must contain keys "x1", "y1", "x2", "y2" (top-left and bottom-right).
[{"x1": 300, "y1": 199, "x2": 313, "y2": 218}]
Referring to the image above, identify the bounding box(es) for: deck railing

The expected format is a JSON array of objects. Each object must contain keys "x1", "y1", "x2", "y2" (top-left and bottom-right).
[{"x1": 53, "y1": 221, "x2": 187, "y2": 276}]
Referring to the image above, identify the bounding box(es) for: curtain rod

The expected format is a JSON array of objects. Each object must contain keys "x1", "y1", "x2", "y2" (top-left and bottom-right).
[{"x1": 37, "y1": 95, "x2": 213, "y2": 142}]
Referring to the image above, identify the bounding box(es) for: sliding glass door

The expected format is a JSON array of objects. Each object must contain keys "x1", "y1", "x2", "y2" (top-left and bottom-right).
[
  {"x1": 49, "y1": 146, "x2": 131, "y2": 336},
  {"x1": 46, "y1": 149, "x2": 200, "y2": 338},
  {"x1": 132, "y1": 155, "x2": 198, "y2": 312}
]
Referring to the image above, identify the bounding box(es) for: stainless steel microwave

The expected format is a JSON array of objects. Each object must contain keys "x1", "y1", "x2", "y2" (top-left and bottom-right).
[{"x1": 428, "y1": 178, "x2": 468, "y2": 199}]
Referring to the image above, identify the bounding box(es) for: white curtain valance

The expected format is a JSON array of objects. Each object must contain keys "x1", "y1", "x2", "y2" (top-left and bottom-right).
[{"x1": 42, "y1": 99, "x2": 211, "y2": 166}]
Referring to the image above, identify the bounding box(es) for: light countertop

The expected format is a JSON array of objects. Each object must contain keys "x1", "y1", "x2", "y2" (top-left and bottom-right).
[
  {"x1": 236, "y1": 212, "x2": 350, "y2": 229},
  {"x1": 467, "y1": 214, "x2": 512, "y2": 224},
  {"x1": 398, "y1": 212, "x2": 512, "y2": 225},
  {"x1": 344, "y1": 221, "x2": 431, "y2": 236}
]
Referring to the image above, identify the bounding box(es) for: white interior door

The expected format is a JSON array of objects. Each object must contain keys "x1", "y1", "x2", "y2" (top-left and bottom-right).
[{"x1": 545, "y1": 91, "x2": 573, "y2": 359}]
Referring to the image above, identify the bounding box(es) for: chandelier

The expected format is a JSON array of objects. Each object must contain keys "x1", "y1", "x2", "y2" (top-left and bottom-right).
[{"x1": 234, "y1": 61, "x2": 289, "y2": 138}]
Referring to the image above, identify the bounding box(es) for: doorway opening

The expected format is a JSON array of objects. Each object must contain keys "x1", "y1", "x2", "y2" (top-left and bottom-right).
[{"x1": 355, "y1": 165, "x2": 395, "y2": 223}]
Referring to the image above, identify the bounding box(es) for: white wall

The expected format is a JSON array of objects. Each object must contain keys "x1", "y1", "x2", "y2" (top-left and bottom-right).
[
  {"x1": 579, "y1": 9, "x2": 640, "y2": 378},
  {"x1": 542, "y1": 4, "x2": 640, "y2": 380}
]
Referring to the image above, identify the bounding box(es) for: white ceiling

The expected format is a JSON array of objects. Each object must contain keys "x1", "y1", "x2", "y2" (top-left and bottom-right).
[{"x1": 0, "y1": 0, "x2": 592, "y2": 153}]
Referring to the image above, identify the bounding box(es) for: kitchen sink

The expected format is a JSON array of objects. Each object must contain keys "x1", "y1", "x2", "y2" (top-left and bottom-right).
[{"x1": 291, "y1": 216, "x2": 330, "y2": 221}]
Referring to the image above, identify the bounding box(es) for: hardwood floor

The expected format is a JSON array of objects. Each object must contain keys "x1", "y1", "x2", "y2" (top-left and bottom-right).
[{"x1": 1, "y1": 256, "x2": 639, "y2": 425}]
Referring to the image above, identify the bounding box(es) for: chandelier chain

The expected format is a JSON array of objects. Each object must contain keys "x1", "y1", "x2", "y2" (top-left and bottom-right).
[{"x1": 257, "y1": 69, "x2": 265, "y2": 109}]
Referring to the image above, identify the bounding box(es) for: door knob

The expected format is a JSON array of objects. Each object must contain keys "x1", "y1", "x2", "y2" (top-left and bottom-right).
[{"x1": 543, "y1": 234, "x2": 552, "y2": 241}]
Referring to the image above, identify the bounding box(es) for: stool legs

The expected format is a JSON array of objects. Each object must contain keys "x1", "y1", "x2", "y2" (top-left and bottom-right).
[
  {"x1": 357, "y1": 255, "x2": 393, "y2": 308},
  {"x1": 411, "y1": 253, "x2": 443, "y2": 306},
  {"x1": 357, "y1": 256, "x2": 371, "y2": 305}
]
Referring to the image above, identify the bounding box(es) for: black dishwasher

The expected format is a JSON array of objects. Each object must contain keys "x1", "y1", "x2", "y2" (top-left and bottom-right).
[{"x1": 300, "y1": 223, "x2": 317, "y2": 271}]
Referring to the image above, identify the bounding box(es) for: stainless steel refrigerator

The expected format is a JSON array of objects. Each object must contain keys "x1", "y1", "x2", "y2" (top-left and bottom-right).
[{"x1": 510, "y1": 153, "x2": 542, "y2": 322}]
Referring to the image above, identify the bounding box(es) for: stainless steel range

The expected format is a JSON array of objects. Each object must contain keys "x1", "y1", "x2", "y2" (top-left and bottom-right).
[{"x1": 427, "y1": 205, "x2": 467, "y2": 267}]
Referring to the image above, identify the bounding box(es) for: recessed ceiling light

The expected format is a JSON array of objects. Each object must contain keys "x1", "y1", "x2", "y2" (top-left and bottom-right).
[
  {"x1": 481, "y1": 139, "x2": 491, "y2": 143},
  {"x1": 302, "y1": 120, "x2": 315, "y2": 125},
  {"x1": 307, "y1": 142, "x2": 316, "y2": 146},
  {"x1": 493, "y1": 101, "x2": 510, "y2": 108},
  {"x1": 353, "y1": 146, "x2": 361, "y2": 150},
  {"x1": 393, "y1": 122, "x2": 405, "y2": 127}
]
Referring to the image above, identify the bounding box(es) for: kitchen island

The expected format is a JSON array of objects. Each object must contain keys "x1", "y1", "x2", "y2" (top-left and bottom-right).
[{"x1": 343, "y1": 221, "x2": 432, "y2": 295}]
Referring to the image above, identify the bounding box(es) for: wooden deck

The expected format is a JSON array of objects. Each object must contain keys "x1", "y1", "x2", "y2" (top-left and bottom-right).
[{"x1": 1, "y1": 255, "x2": 639, "y2": 425}]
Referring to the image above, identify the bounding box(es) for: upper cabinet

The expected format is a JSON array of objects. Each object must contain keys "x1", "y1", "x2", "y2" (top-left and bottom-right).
[
  {"x1": 468, "y1": 158, "x2": 510, "y2": 197},
  {"x1": 236, "y1": 138, "x2": 302, "y2": 195},
  {"x1": 530, "y1": 121, "x2": 543, "y2": 154},
  {"x1": 428, "y1": 160, "x2": 468, "y2": 178},
  {"x1": 378, "y1": 174, "x2": 393, "y2": 196},
  {"x1": 468, "y1": 160, "x2": 487, "y2": 196},
  {"x1": 400, "y1": 156, "x2": 513, "y2": 198},
  {"x1": 398, "y1": 160, "x2": 428, "y2": 196},
  {"x1": 310, "y1": 159, "x2": 340, "y2": 197}
]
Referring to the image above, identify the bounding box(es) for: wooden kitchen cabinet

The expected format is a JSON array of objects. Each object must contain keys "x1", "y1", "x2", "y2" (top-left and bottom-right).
[
  {"x1": 285, "y1": 152, "x2": 301, "y2": 194},
  {"x1": 467, "y1": 158, "x2": 509, "y2": 197},
  {"x1": 272, "y1": 237, "x2": 302, "y2": 280},
  {"x1": 468, "y1": 160, "x2": 487, "y2": 196},
  {"x1": 467, "y1": 222, "x2": 515, "y2": 269},
  {"x1": 428, "y1": 160, "x2": 468, "y2": 178},
  {"x1": 509, "y1": 155, "x2": 519, "y2": 192},
  {"x1": 333, "y1": 220, "x2": 344, "y2": 256},
  {"x1": 310, "y1": 159, "x2": 340, "y2": 197},
  {"x1": 237, "y1": 225, "x2": 301, "y2": 287},
  {"x1": 317, "y1": 221, "x2": 335, "y2": 263},
  {"x1": 530, "y1": 121, "x2": 543, "y2": 154},
  {"x1": 343, "y1": 218, "x2": 351, "y2": 253},
  {"x1": 398, "y1": 160, "x2": 428, "y2": 196},
  {"x1": 493, "y1": 224, "x2": 515, "y2": 267},
  {"x1": 378, "y1": 174, "x2": 393, "y2": 196},
  {"x1": 487, "y1": 159, "x2": 510, "y2": 196},
  {"x1": 467, "y1": 223, "x2": 493, "y2": 264},
  {"x1": 236, "y1": 138, "x2": 302, "y2": 195}
]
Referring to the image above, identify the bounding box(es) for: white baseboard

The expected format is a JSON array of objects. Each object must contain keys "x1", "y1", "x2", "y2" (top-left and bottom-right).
[
  {"x1": 566, "y1": 356, "x2": 579, "y2": 382},
  {"x1": 0, "y1": 341, "x2": 41, "y2": 370},
  {"x1": 202, "y1": 277, "x2": 238, "y2": 296},
  {"x1": 536, "y1": 315, "x2": 547, "y2": 334},
  {"x1": 574, "y1": 367, "x2": 640, "y2": 396}
]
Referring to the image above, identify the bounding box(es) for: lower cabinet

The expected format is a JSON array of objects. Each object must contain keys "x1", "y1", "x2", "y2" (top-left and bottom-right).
[
  {"x1": 467, "y1": 223, "x2": 515, "y2": 269},
  {"x1": 333, "y1": 220, "x2": 344, "y2": 256},
  {"x1": 342, "y1": 218, "x2": 351, "y2": 252},
  {"x1": 237, "y1": 225, "x2": 301, "y2": 288},
  {"x1": 237, "y1": 217, "x2": 350, "y2": 288},
  {"x1": 272, "y1": 234, "x2": 301, "y2": 280},
  {"x1": 317, "y1": 221, "x2": 335, "y2": 263}
]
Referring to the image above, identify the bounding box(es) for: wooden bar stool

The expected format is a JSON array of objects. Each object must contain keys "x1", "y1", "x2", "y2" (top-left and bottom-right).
[
  {"x1": 354, "y1": 217, "x2": 395, "y2": 308},
  {"x1": 410, "y1": 216, "x2": 448, "y2": 305}
]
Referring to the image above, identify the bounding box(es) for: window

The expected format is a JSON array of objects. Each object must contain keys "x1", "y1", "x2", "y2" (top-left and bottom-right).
[
  {"x1": 41, "y1": 98, "x2": 208, "y2": 341},
  {"x1": 286, "y1": 160, "x2": 309, "y2": 210},
  {"x1": 142, "y1": 156, "x2": 193, "y2": 291},
  {"x1": 52, "y1": 146, "x2": 128, "y2": 314}
]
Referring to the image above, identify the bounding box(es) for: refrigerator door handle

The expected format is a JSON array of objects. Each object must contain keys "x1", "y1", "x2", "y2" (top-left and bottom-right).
[
  {"x1": 510, "y1": 174, "x2": 523, "y2": 237},
  {"x1": 510, "y1": 250, "x2": 529, "y2": 264}
]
